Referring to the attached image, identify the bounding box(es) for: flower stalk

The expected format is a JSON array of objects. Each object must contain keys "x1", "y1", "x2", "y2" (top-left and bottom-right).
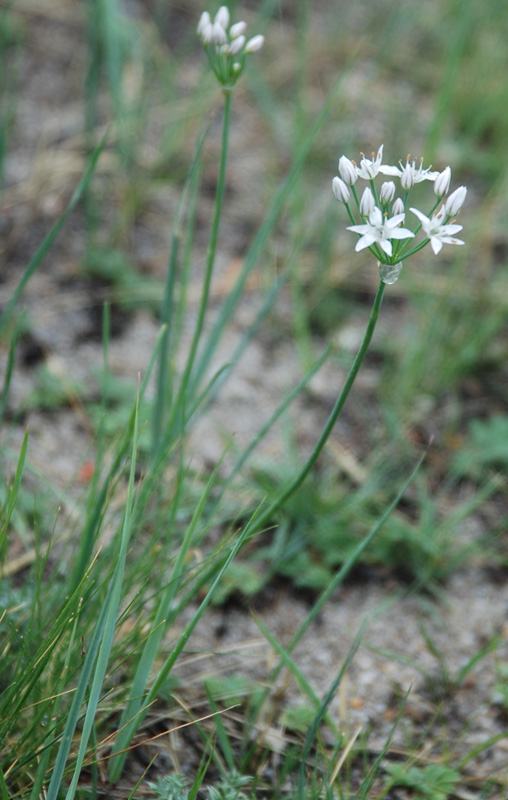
[
  {"x1": 254, "y1": 279, "x2": 386, "y2": 531},
  {"x1": 166, "y1": 89, "x2": 233, "y2": 437}
]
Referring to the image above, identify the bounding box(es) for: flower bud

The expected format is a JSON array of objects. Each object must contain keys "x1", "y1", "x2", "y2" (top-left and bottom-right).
[
  {"x1": 400, "y1": 163, "x2": 414, "y2": 190},
  {"x1": 392, "y1": 197, "x2": 405, "y2": 216},
  {"x1": 229, "y1": 21, "x2": 247, "y2": 37},
  {"x1": 332, "y1": 176, "x2": 350, "y2": 204},
  {"x1": 215, "y1": 6, "x2": 230, "y2": 30},
  {"x1": 434, "y1": 166, "x2": 451, "y2": 197},
  {"x1": 225, "y1": 35, "x2": 245, "y2": 55},
  {"x1": 380, "y1": 181, "x2": 396, "y2": 204},
  {"x1": 359, "y1": 187, "x2": 375, "y2": 216},
  {"x1": 338, "y1": 155, "x2": 358, "y2": 186},
  {"x1": 245, "y1": 34, "x2": 264, "y2": 53},
  {"x1": 197, "y1": 11, "x2": 213, "y2": 42},
  {"x1": 445, "y1": 186, "x2": 467, "y2": 216},
  {"x1": 211, "y1": 21, "x2": 227, "y2": 44}
]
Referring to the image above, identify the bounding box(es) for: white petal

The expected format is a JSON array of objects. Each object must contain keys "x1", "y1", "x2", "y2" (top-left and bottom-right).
[
  {"x1": 338, "y1": 155, "x2": 358, "y2": 185},
  {"x1": 368, "y1": 207, "x2": 383, "y2": 226},
  {"x1": 212, "y1": 22, "x2": 227, "y2": 43},
  {"x1": 347, "y1": 223, "x2": 371, "y2": 235},
  {"x1": 332, "y1": 176, "x2": 350, "y2": 204},
  {"x1": 359, "y1": 187, "x2": 376, "y2": 215},
  {"x1": 430, "y1": 237, "x2": 443, "y2": 254},
  {"x1": 387, "y1": 213, "x2": 406, "y2": 227},
  {"x1": 197, "y1": 11, "x2": 211, "y2": 34},
  {"x1": 379, "y1": 239, "x2": 393, "y2": 256},
  {"x1": 229, "y1": 21, "x2": 247, "y2": 37},
  {"x1": 434, "y1": 166, "x2": 451, "y2": 196},
  {"x1": 410, "y1": 207, "x2": 429, "y2": 224},
  {"x1": 215, "y1": 6, "x2": 230, "y2": 29},
  {"x1": 355, "y1": 233, "x2": 377, "y2": 251},
  {"x1": 440, "y1": 235, "x2": 464, "y2": 246},
  {"x1": 378, "y1": 165, "x2": 401, "y2": 176},
  {"x1": 445, "y1": 186, "x2": 467, "y2": 215},
  {"x1": 225, "y1": 35, "x2": 245, "y2": 55},
  {"x1": 245, "y1": 34, "x2": 264, "y2": 52},
  {"x1": 390, "y1": 227, "x2": 414, "y2": 240},
  {"x1": 441, "y1": 223, "x2": 463, "y2": 235}
]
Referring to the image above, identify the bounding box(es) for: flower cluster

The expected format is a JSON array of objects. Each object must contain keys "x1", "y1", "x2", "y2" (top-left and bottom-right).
[
  {"x1": 197, "y1": 6, "x2": 264, "y2": 89},
  {"x1": 332, "y1": 145, "x2": 467, "y2": 284}
]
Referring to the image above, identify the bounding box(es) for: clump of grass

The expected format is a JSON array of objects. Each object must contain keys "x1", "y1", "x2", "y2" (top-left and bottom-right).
[{"x1": 1, "y1": 1, "x2": 507, "y2": 799}]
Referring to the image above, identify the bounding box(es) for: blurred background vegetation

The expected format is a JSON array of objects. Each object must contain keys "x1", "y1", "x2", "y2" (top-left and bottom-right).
[{"x1": 2, "y1": 0, "x2": 508, "y2": 796}]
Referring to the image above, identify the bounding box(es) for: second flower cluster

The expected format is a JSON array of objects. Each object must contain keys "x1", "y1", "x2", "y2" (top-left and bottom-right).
[{"x1": 332, "y1": 145, "x2": 466, "y2": 264}]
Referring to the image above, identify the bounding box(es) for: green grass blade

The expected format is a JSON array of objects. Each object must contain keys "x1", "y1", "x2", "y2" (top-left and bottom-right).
[
  {"x1": 108, "y1": 445, "x2": 230, "y2": 780},
  {"x1": 69, "y1": 322, "x2": 167, "y2": 591},
  {"x1": 109, "y1": 501, "x2": 265, "y2": 783},
  {"x1": 353, "y1": 688, "x2": 411, "y2": 800},
  {"x1": 455, "y1": 633, "x2": 502, "y2": 686},
  {"x1": 152, "y1": 121, "x2": 208, "y2": 454},
  {"x1": 298, "y1": 622, "x2": 367, "y2": 800},
  {"x1": 0, "y1": 426, "x2": 28, "y2": 557},
  {"x1": 254, "y1": 615, "x2": 326, "y2": 718},
  {"x1": 46, "y1": 388, "x2": 140, "y2": 800},
  {"x1": 244, "y1": 456, "x2": 424, "y2": 751},
  {"x1": 0, "y1": 312, "x2": 23, "y2": 424},
  {"x1": 204, "y1": 688, "x2": 235, "y2": 772},
  {"x1": 28, "y1": 598, "x2": 84, "y2": 800}
]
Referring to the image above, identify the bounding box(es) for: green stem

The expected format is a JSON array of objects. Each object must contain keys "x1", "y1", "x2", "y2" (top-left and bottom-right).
[
  {"x1": 255, "y1": 278, "x2": 386, "y2": 529},
  {"x1": 166, "y1": 90, "x2": 232, "y2": 437}
]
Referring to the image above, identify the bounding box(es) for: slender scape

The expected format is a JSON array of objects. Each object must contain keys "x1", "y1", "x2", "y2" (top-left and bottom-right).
[{"x1": 254, "y1": 279, "x2": 386, "y2": 531}]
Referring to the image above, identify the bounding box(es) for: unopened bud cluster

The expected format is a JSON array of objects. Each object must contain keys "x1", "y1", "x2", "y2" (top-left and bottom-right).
[
  {"x1": 333, "y1": 145, "x2": 467, "y2": 283},
  {"x1": 197, "y1": 6, "x2": 264, "y2": 89}
]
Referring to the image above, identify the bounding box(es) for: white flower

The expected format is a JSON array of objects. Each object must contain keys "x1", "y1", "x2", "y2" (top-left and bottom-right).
[
  {"x1": 400, "y1": 163, "x2": 414, "y2": 190},
  {"x1": 211, "y1": 20, "x2": 228, "y2": 44},
  {"x1": 445, "y1": 186, "x2": 467, "y2": 216},
  {"x1": 215, "y1": 5, "x2": 230, "y2": 30},
  {"x1": 434, "y1": 166, "x2": 451, "y2": 197},
  {"x1": 392, "y1": 197, "x2": 405, "y2": 216},
  {"x1": 380, "y1": 181, "x2": 396, "y2": 204},
  {"x1": 229, "y1": 21, "x2": 247, "y2": 37},
  {"x1": 197, "y1": 11, "x2": 213, "y2": 42},
  {"x1": 332, "y1": 176, "x2": 350, "y2": 204},
  {"x1": 245, "y1": 34, "x2": 264, "y2": 53},
  {"x1": 338, "y1": 155, "x2": 358, "y2": 186},
  {"x1": 198, "y1": 7, "x2": 230, "y2": 45},
  {"x1": 224, "y1": 35, "x2": 246, "y2": 55},
  {"x1": 359, "y1": 186, "x2": 376, "y2": 216},
  {"x1": 410, "y1": 206, "x2": 464, "y2": 254},
  {"x1": 198, "y1": 7, "x2": 264, "y2": 85},
  {"x1": 347, "y1": 207, "x2": 415, "y2": 257},
  {"x1": 356, "y1": 145, "x2": 385, "y2": 179},
  {"x1": 380, "y1": 157, "x2": 439, "y2": 184}
]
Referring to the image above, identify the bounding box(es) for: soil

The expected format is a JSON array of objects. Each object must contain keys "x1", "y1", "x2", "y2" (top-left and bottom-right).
[{"x1": 2, "y1": 1, "x2": 508, "y2": 797}]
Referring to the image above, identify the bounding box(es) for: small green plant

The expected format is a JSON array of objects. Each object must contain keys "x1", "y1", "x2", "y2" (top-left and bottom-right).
[
  {"x1": 147, "y1": 773, "x2": 190, "y2": 800},
  {"x1": 383, "y1": 762, "x2": 460, "y2": 800},
  {"x1": 5, "y1": 1, "x2": 508, "y2": 799}
]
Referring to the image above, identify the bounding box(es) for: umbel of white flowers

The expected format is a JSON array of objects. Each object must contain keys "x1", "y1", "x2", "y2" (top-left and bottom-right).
[
  {"x1": 197, "y1": 6, "x2": 264, "y2": 89},
  {"x1": 332, "y1": 145, "x2": 467, "y2": 283}
]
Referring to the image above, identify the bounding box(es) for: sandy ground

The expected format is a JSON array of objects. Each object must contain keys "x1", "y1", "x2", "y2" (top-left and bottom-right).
[{"x1": 2, "y1": 1, "x2": 508, "y2": 796}]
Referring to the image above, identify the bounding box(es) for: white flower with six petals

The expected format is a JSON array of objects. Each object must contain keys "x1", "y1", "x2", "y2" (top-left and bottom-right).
[
  {"x1": 347, "y1": 208, "x2": 415, "y2": 257},
  {"x1": 380, "y1": 158, "x2": 439, "y2": 184},
  {"x1": 355, "y1": 146, "x2": 386, "y2": 180},
  {"x1": 409, "y1": 206, "x2": 464, "y2": 255}
]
